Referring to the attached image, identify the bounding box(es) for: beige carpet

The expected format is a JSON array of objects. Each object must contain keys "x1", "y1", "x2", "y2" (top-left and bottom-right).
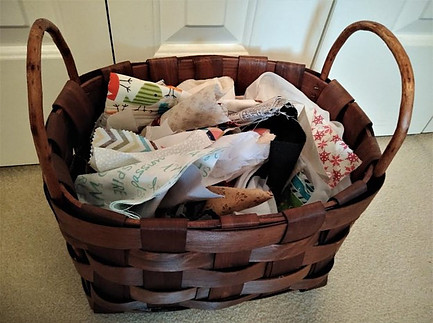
[{"x1": 1, "y1": 134, "x2": 432, "y2": 323}]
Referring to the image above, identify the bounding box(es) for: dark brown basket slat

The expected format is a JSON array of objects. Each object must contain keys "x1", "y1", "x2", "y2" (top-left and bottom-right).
[
  {"x1": 46, "y1": 108, "x2": 74, "y2": 164},
  {"x1": 316, "y1": 79, "x2": 354, "y2": 121},
  {"x1": 52, "y1": 80, "x2": 95, "y2": 141},
  {"x1": 193, "y1": 56, "x2": 224, "y2": 79},
  {"x1": 101, "y1": 61, "x2": 133, "y2": 83},
  {"x1": 148, "y1": 57, "x2": 179, "y2": 85},
  {"x1": 275, "y1": 61, "x2": 305, "y2": 89},
  {"x1": 236, "y1": 56, "x2": 269, "y2": 94},
  {"x1": 342, "y1": 102, "x2": 374, "y2": 148}
]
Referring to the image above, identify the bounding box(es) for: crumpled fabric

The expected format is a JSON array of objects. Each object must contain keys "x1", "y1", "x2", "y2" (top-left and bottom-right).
[
  {"x1": 176, "y1": 76, "x2": 235, "y2": 100},
  {"x1": 240, "y1": 103, "x2": 306, "y2": 203},
  {"x1": 228, "y1": 96, "x2": 289, "y2": 125},
  {"x1": 245, "y1": 72, "x2": 324, "y2": 122},
  {"x1": 244, "y1": 72, "x2": 361, "y2": 189},
  {"x1": 77, "y1": 72, "x2": 363, "y2": 219},
  {"x1": 290, "y1": 154, "x2": 352, "y2": 204},
  {"x1": 220, "y1": 99, "x2": 258, "y2": 114},
  {"x1": 79, "y1": 125, "x2": 276, "y2": 219},
  {"x1": 202, "y1": 131, "x2": 271, "y2": 187},
  {"x1": 160, "y1": 83, "x2": 230, "y2": 131},
  {"x1": 140, "y1": 119, "x2": 175, "y2": 141},
  {"x1": 128, "y1": 165, "x2": 222, "y2": 218},
  {"x1": 283, "y1": 108, "x2": 353, "y2": 204},
  {"x1": 142, "y1": 76, "x2": 238, "y2": 136},
  {"x1": 90, "y1": 128, "x2": 213, "y2": 172},
  {"x1": 75, "y1": 146, "x2": 223, "y2": 219},
  {"x1": 278, "y1": 171, "x2": 315, "y2": 209},
  {"x1": 104, "y1": 75, "x2": 243, "y2": 137},
  {"x1": 310, "y1": 108, "x2": 362, "y2": 187}
]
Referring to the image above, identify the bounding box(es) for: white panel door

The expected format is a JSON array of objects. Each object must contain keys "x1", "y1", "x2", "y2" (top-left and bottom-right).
[
  {"x1": 394, "y1": 0, "x2": 433, "y2": 134},
  {"x1": 105, "y1": 0, "x2": 160, "y2": 63},
  {"x1": 312, "y1": 0, "x2": 433, "y2": 136},
  {"x1": 0, "y1": 0, "x2": 113, "y2": 166},
  {"x1": 109, "y1": 0, "x2": 333, "y2": 66}
]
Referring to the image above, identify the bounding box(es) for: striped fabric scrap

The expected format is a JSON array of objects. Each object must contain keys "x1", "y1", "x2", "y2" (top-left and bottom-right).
[{"x1": 92, "y1": 127, "x2": 155, "y2": 153}]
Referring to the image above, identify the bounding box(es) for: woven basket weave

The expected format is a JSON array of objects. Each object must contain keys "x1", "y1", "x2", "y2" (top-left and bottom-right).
[{"x1": 27, "y1": 18, "x2": 414, "y2": 312}]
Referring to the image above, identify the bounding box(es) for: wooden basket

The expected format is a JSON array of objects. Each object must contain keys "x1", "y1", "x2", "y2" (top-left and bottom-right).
[{"x1": 27, "y1": 18, "x2": 414, "y2": 312}]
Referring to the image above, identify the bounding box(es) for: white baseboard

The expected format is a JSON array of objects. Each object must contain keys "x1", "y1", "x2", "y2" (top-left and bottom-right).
[{"x1": 0, "y1": 44, "x2": 61, "y2": 60}]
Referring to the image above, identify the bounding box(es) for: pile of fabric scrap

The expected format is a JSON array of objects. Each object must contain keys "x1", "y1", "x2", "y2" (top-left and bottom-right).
[{"x1": 75, "y1": 72, "x2": 361, "y2": 220}]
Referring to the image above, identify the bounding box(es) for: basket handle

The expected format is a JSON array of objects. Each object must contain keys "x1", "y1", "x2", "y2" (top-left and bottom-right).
[
  {"x1": 27, "y1": 18, "x2": 79, "y2": 200},
  {"x1": 320, "y1": 20, "x2": 414, "y2": 178}
]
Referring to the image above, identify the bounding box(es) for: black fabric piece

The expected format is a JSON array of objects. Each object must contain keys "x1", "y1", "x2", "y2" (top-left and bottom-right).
[
  {"x1": 266, "y1": 140, "x2": 304, "y2": 202},
  {"x1": 246, "y1": 105, "x2": 306, "y2": 203}
]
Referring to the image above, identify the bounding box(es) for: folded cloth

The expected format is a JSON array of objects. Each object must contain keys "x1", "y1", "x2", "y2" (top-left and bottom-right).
[
  {"x1": 204, "y1": 186, "x2": 273, "y2": 216},
  {"x1": 75, "y1": 147, "x2": 223, "y2": 219},
  {"x1": 160, "y1": 83, "x2": 230, "y2": 131},
  {"x1": 104, "y1": 72, "x2": 186, "y2": 129}
]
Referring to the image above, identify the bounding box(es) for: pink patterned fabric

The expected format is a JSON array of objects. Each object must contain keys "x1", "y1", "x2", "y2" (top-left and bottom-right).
[{"x1": 311, "y1": 108, "x2": 362, "y2": 188}]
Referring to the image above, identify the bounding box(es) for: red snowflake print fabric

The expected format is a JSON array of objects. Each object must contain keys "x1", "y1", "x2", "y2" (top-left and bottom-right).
[{"x1": 311, "y1": 108, "x2": 362, "y2": 188}]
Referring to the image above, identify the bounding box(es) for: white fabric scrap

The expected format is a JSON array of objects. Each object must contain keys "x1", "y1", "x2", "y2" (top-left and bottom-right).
[
  {"x1": 90, "y1": 129, "x2": 213, "y2": 172},
  {"x1": 244, "y1": 72, "x2": 342, "y2": 134},
  {"x1": 141, "y1": 119, "x2": 175, "y2": 141},
  {"x1": 75, "y1": 147, "x2": 223, "y2": 219},
  {"x1": 176, "y1": 76, "x2": 235, "y2": 101},
  {"x1": 203, "y1": 131, "x2": 271, "y2": 186}
]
